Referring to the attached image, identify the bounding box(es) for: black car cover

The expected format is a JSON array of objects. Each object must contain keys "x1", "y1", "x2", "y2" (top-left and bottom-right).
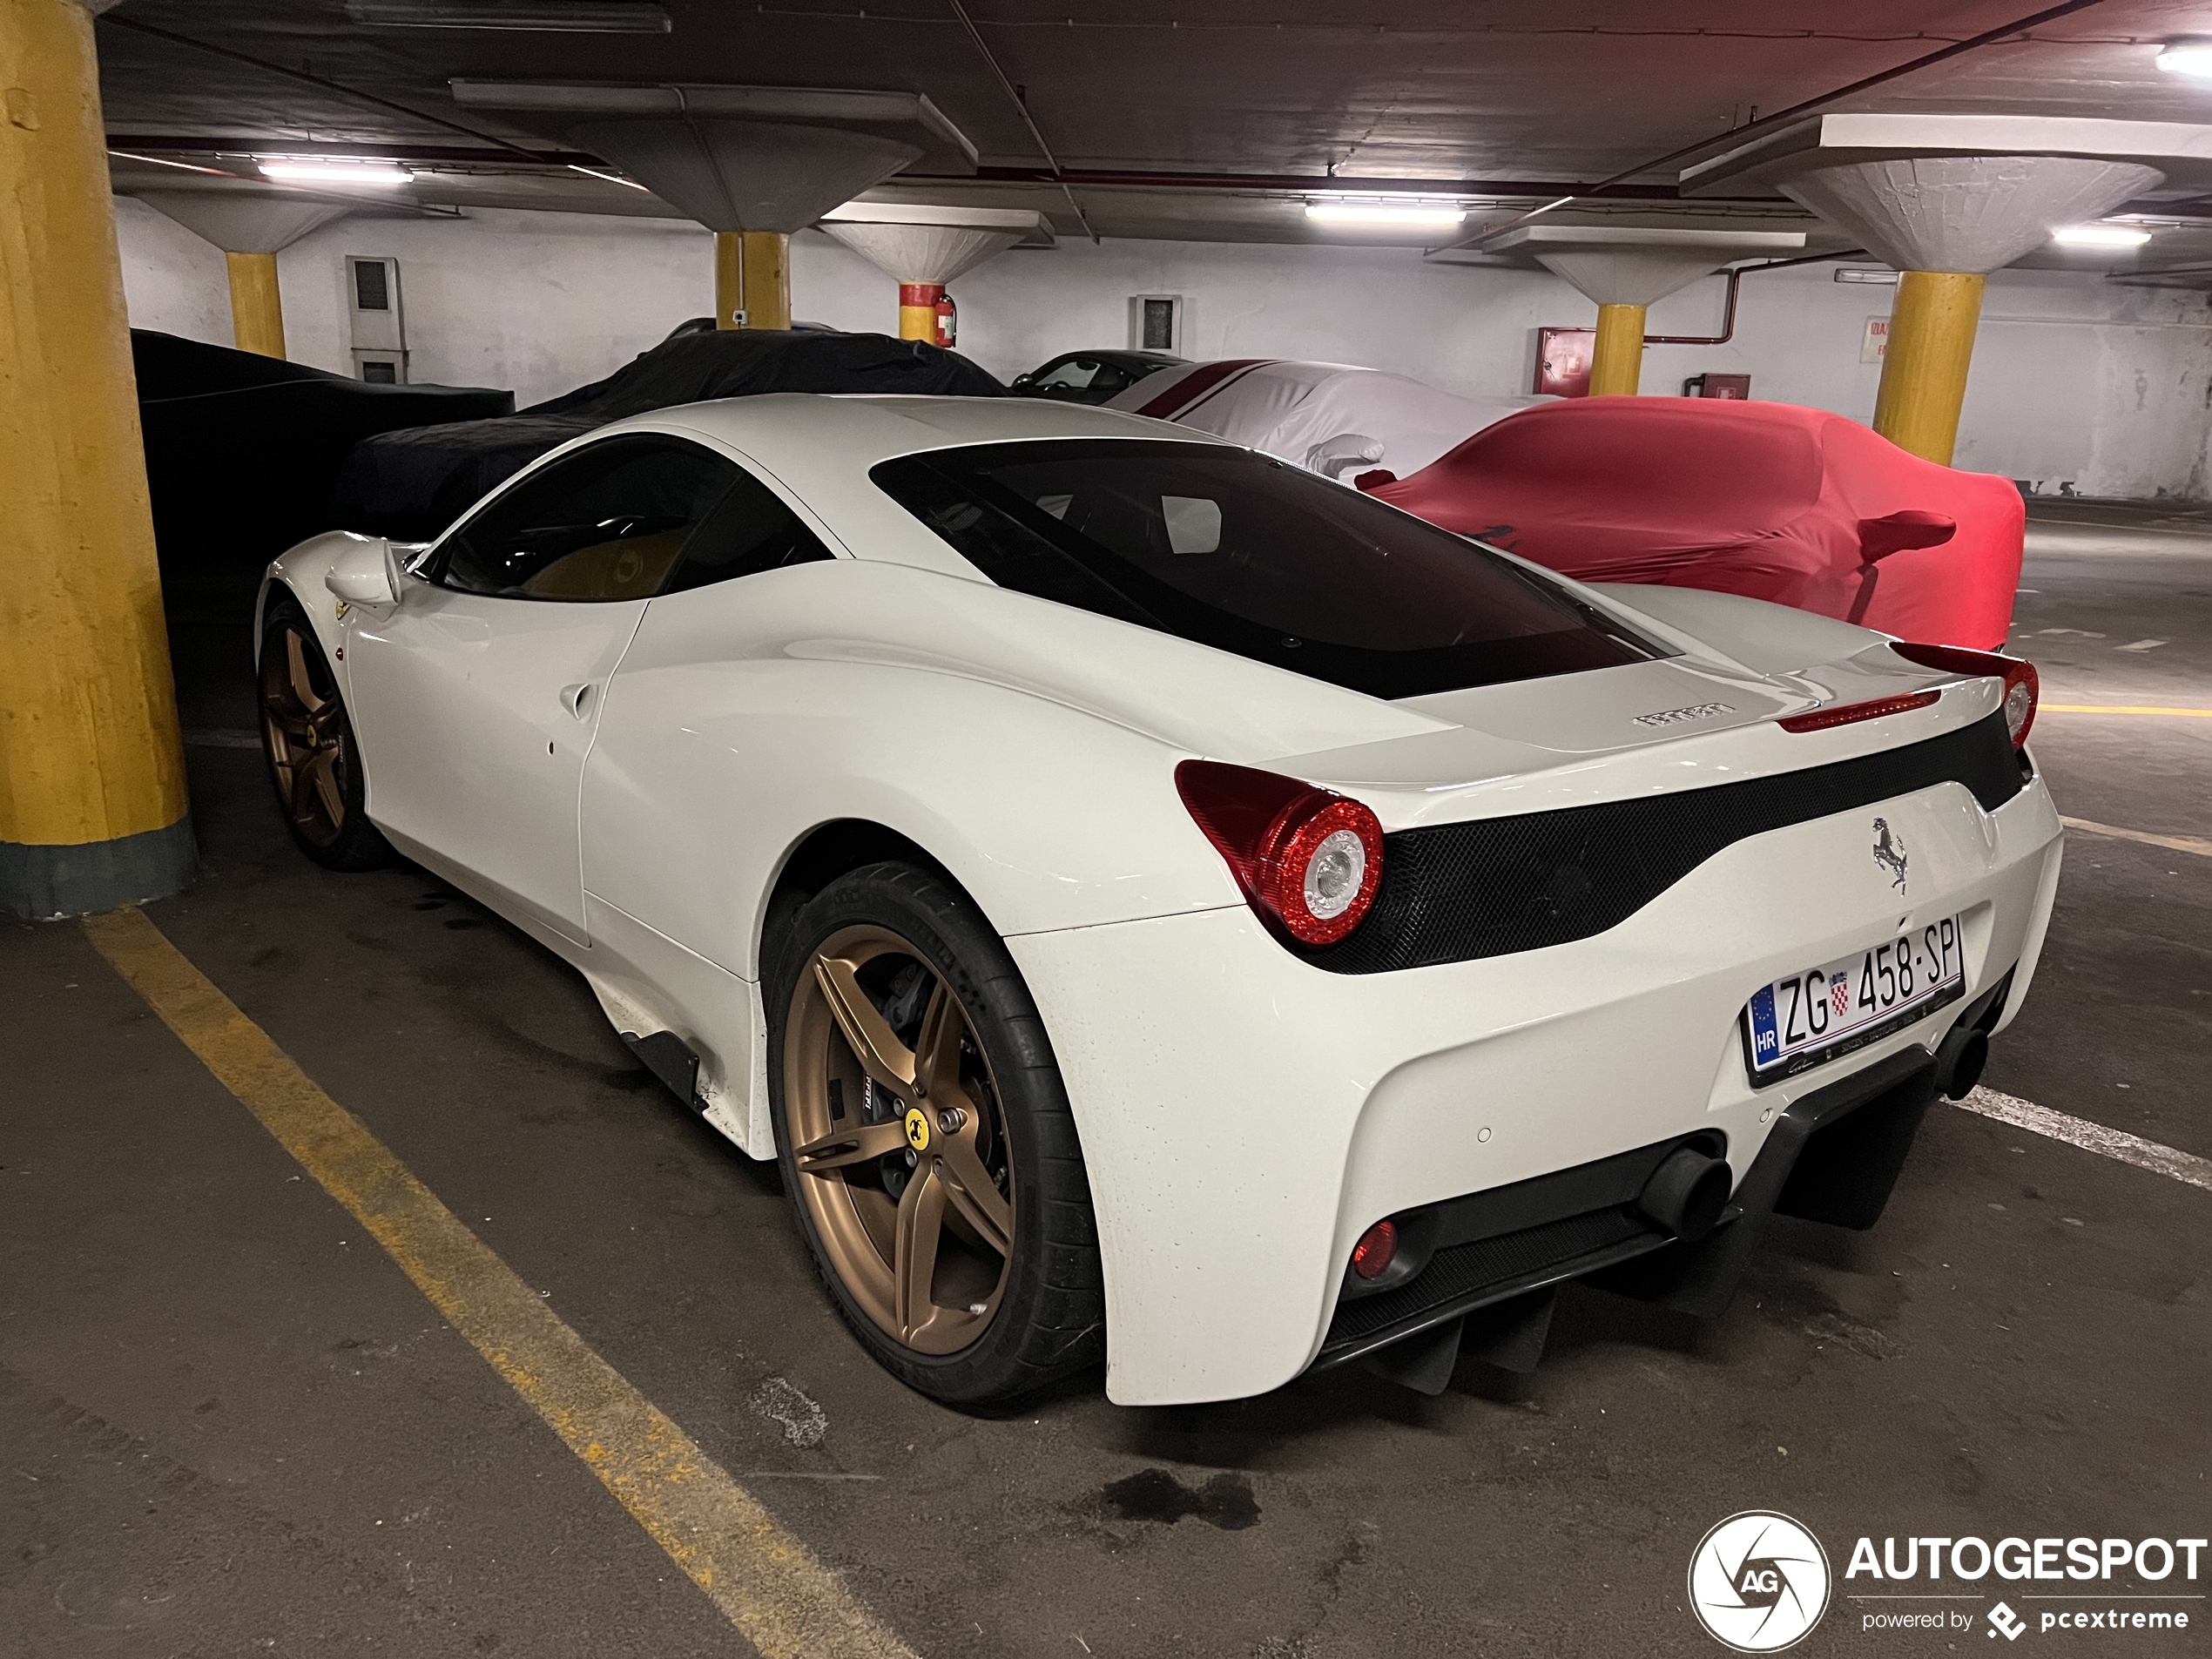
[
  {"x1": 132, "y1": 330, "x2": 513, "y2": 603},
  {"x1": 331, "y1": 329, "x2": 1008, "y2": 542}
]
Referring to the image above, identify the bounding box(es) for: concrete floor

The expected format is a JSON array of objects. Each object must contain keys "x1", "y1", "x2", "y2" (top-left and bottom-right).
[{"x1": 3, "y1": 528, "x2": 2207, "y2": 1658}]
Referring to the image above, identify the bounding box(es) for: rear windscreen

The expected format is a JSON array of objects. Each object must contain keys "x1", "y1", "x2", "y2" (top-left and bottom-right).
[{"x1": 871, "y1": 440, "x2": 1666, "y2": 698}]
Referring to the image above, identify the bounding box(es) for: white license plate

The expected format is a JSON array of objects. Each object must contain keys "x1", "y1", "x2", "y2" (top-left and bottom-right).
[{"x1": 1741, "y1": 916, "x2": 1966, "y2": 1084}]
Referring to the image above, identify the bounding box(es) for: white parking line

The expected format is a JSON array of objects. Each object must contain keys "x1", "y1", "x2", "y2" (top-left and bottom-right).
[
  {"x1": 2061, "y1": 817, "x2": 2212, "y2": 858},
  {"x1": 1958, "y1": 1087, "x2": 2212, "y2": 1193}
]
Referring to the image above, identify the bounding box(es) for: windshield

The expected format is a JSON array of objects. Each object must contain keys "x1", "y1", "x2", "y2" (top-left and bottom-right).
[{"x1": 870, "y1": 440, "x2": 1666, "y2": 698}]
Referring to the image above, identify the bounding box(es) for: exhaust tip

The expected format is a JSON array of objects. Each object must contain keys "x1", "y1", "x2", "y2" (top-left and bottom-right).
[
  {"x1": 1935, "y1": 1025, "x2": 1989, "y2": 1101},
  {"x1": 1637, "y1": 1146, "x2": 1733, "y2": 1243}
]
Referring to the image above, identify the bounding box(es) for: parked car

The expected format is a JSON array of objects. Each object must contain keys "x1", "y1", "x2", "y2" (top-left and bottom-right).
[
  {"x1": 332, "y1": 328, "x2": 1005, "y2": 543},
  {"x1": 1103, "y1": 357, "x2": 1541, "y2": 479},
  {"x1": 1363, "y1": 396, "x2": 2026, "y2": 650},
  {"x1": 1011, "y1": 348, "x2": 1189, "y2": 405},
  {"x1": 132, "y1": 329, "x2": 511, "y2": 604},
  {"x1": 260, "y1": 394, "x2": 2060, "y2": 1405}
]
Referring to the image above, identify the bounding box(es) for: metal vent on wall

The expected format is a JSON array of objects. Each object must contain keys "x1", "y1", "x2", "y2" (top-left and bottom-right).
[{"x1": 346, "y1": 255, "x2": 407, "y2": 382}]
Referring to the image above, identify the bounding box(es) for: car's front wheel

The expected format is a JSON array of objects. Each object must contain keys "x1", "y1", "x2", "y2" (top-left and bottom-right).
[
  {"x1": 258, "y1": 594, "x2": 393, "y2": 872},
  {"x1": 768, "y1": 861, "x2": 1105, "y2": 1404}
]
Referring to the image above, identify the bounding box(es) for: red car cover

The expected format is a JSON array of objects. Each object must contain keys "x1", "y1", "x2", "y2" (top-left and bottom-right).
[{"x1": 1361, "y1": 397, "x2": 2023, "y2": 649}]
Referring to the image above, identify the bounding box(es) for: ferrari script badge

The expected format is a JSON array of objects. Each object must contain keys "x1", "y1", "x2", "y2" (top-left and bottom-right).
[
  {"x1": 903, "y1": 1107, "x2": 931, "y2": 1152},
  {"x1": 1871, "y1": 818, "x2": 1908, "y2": 892}
]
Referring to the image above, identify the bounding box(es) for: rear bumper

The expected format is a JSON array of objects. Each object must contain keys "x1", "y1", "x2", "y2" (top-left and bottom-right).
[
  {"x1": 1311, "y1": 972, "x2": 2010, "y2": 1385},
  {"x1": 1008, "y1": 769, "x2": 2062, "y2": 1406}
]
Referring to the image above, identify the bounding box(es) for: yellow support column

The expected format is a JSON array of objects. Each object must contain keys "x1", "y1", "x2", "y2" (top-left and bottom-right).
[
  {"x1": 897, "y1": 281, "x2": 943, "y2": 342},
  {"x1": 0, "y1": 0, "x2": 195, "y2": 917},
  {"x1": 225, "y1": 249, "x2": 286, "y2": 358},
  {"x1": 713, "y1": 229, "x2": 791, "y2": 330},
  {"x1": 1587, "y1": 302, "x2": 1647, "y2": 396},
  {"x1": 1871, "y1": 270, "x2": 1985, "y2": 465}
]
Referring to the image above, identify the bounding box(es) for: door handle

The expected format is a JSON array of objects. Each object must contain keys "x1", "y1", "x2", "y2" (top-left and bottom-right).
[{"x1": 560, "y1": 682, "x2": 597, "y2": 719}]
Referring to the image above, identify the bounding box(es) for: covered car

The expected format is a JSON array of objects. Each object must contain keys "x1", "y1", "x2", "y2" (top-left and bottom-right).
[
  {"x1": 1105, "y1": 358, "x2": 1543, "y2": 480},
  {"x1": 133, "y1": 329, "x2": 512, "y2": 602},
  {"x1": 331, "y1": 327, "x2": 1005, "y2": 541},
  {"x1": 1362, "y1": 396, "x2": 2025, "y2": 651}
]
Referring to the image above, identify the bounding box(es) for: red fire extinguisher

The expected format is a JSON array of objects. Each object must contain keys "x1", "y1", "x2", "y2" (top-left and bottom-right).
[{"x1": 934, "y1": 293, "x2": 957, "y2": 348}]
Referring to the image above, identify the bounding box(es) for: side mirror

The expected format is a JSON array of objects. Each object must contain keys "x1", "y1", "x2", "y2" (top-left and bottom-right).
[
  {"x1": 325, "y1": 536, "x2": 401, "y2": 606},
  {"x1": 1857, "y1": 509, "x2": 1955, "y2": 563}
]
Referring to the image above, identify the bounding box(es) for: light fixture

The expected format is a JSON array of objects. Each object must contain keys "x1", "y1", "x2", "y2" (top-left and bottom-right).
[
  {"x1": 255, "y1": 157, "x2": 415, "y2": 186},
  {"x1": 2155, "y1": 37, "x2": 2212, "y2": 77},
  {"x1": 569, "y1": 163, "x2": 650, "y2": 192},
  {"x1": 2052, "y1": 223, "x2": 2153, "y2": 247},
  {"x1": 1305, "y1": 199, "x2": 1467, "y2": 228},
  {"x1": 346, "y1": 1, "x2": 671, "y2": 30}
]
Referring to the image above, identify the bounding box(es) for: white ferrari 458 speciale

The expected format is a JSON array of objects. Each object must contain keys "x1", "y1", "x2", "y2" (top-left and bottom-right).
[{"x1": 258, "y1": 394, "x2": 2061, "y2": 1406}]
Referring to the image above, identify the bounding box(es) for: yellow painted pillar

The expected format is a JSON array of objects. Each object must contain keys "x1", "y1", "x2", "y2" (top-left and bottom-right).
[
  {"x1": 225, "y1": 249, "x2": 285, "y2": 358},
  {"x1": 0, "y1": 0, "x2": 194, "y2": 916},
  {"x1": 1871, "y1": 270, "x2": 1985, "y2": 465},
  {"x1": 1587, "y1": 302, "x2": 1647, "y2": 396},
  {"x1": 897, "y1": 281, "x2": 943, "y2": 342},
  {"x1": 713, "y1": 229, "x2": 791, "y2": 330}
]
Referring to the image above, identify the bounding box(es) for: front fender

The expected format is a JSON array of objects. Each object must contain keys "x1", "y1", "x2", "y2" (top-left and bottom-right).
[{"x1": 257, "y1": 530, "x2": 390, "y2": 700}]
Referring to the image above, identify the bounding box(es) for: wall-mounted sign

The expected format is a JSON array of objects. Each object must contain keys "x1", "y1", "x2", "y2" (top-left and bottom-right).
[{"x1": 1861, "y1": 316, "x2": 1890, "y2": 364}]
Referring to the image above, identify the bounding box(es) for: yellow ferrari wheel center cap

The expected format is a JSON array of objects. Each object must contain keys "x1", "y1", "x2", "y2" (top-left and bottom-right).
[{"x1": 903, "y1": 1107, "x2": 930, "y2": 1152}]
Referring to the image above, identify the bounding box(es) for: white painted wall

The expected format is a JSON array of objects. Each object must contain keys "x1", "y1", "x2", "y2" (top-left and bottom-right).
[{"x1": 115, "y1": 197, "x2": 2212, "y2": 498}]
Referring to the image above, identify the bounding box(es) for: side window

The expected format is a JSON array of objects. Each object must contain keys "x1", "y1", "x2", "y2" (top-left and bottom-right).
[
  {"x1": 435, "y1": 435, "x2": 738, "y2": 601},
  {"x1": 661, "y1": 465, "x2": 835, "y2": 594}
]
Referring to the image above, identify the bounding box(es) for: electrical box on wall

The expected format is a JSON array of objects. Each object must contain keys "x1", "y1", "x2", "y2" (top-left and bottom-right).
[
  {"x1": 1533, "y1": 327, "x2": 1595, "y2": 397},
  {"x1": 1129, "y1": 294, "x2": 1183, "y2": 353},
  {"x1": 346, "y1": 255, "x2": 407, "y2": 382},
  {"x1": 1683, "y1": 373, "x2": 1751, "y2": 399}
]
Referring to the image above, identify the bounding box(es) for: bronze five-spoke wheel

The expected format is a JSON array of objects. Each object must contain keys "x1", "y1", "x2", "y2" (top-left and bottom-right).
[
  {"x1": 770, "y1": 862, "x2": 1105, "y2": 1403},
  {"x1": 258, "y1": 596, "x2": 392, "y2": 871}
]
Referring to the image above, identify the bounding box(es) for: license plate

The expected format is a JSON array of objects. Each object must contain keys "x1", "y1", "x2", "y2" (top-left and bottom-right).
[{"x1": 1741, "y1": 916, "x2": 1966, "y2": 1085}]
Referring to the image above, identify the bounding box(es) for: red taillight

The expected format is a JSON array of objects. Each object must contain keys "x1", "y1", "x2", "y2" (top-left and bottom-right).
[
  {"x1": 1175, "y1": 759, "x2": 1385, "y2": 947},
  {"x1": 1777, "y1": 691, "x2": 1939, "y2": 734},
  {"x1": 1351, "y1": 1219, "x2": 1399, "y2": 1280},
  {"x1": 1888, "y1": 640, "x2": 2040, "y2": 749}
]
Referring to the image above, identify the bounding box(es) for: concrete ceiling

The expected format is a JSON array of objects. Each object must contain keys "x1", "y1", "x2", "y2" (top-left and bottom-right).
[{"x1": 92, "y1": 0, "x2": 2212, "y2": 271}]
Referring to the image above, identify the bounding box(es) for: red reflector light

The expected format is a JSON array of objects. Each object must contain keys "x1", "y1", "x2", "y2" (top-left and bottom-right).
[
  {"x1": 1777, "y1": 691, "x2": 1939, "y2": 734},
  {"x1": 1888, "y1": 640, "x2": 2040, "y2": 749},
  {"x1": 1175, "y1": 759, "x2": 1386, "y2": 946},
  {"x1": 1352, "y1": 1219, "x2": 1399, "y2": 1280}
]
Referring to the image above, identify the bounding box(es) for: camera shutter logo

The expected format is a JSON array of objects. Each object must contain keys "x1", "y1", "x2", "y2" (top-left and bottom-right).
[{"x1": 1687, "y1": 1511, "x2": 1832, "y2": 1652}]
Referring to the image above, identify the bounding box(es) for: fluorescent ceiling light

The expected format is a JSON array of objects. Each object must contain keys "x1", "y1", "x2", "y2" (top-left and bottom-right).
[
  {"x1": 2155, "y1": 38, "x2": 2212, "y2": 77},
  {"x1": 256, "y1": 158, "x2": 415, "y2": 186},
  {"x1": 1305, "y1": 200, "x2": 1467, "y2": 227},
  {"x1": 346, "y1": 1, "x2": 671, "y2": 30},
  {"x1": 569, "y1": 163, "x2": 650, "y2": 192},
  {"x1": 2051, "y1": 223, "x2": 2153, "y2": 247}
]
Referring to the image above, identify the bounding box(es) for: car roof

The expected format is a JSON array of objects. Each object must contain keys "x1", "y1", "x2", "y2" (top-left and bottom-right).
[{"x1": 614, "y1": 391, "x2": 1233, "y2": 477}]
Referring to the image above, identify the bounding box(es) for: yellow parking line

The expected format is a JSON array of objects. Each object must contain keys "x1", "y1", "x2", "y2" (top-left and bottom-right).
[
  {"x1": 2061, "y1": 817, "x2": 2212, "y2": 859},
  {"x1": 82, "y1": 907, "x2": 914, "y2": 1659},
  {"x1": 2040, "y1": 705, "x2": 2212, "y2": 717}
]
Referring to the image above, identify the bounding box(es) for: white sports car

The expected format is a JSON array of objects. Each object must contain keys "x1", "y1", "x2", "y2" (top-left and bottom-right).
[{"x1": 257, "y1": 395, "x2": 2061, "y2": 1406}]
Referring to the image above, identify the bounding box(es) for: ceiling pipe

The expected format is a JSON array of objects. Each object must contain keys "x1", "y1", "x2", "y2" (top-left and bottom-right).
[{"x1": 1643, "y1": 248, "x2": 1870, "y2": 345}]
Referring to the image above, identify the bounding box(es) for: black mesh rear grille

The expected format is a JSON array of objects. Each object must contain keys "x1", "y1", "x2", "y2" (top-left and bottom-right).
[
  {"x1": 1301, "y1": 708, "x2": 2022, "y2": 974},
  {"x1": 1322, "y1": 1208, "x2": 1658, "y2": 1350}
]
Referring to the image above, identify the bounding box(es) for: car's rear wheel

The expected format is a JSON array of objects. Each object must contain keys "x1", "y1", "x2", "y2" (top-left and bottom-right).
[
  {"x1": 769, "y1": 861, "x2": 1104, "y2": 1404},
  {"x1": 258, "y1": 595, "x2": 393, "y2": 872}
]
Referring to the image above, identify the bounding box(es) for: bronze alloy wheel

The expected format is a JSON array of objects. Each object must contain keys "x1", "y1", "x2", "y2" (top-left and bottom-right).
[
  {"x1": 784, "y1": 923, "x2": 1016, "y2": 1355},
  {"x1": 258, "y1": 597, "x2": 391, "y2": 872},
  {"x1": 260, "y1": 618, "x2": 354, "y2": 849}
]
